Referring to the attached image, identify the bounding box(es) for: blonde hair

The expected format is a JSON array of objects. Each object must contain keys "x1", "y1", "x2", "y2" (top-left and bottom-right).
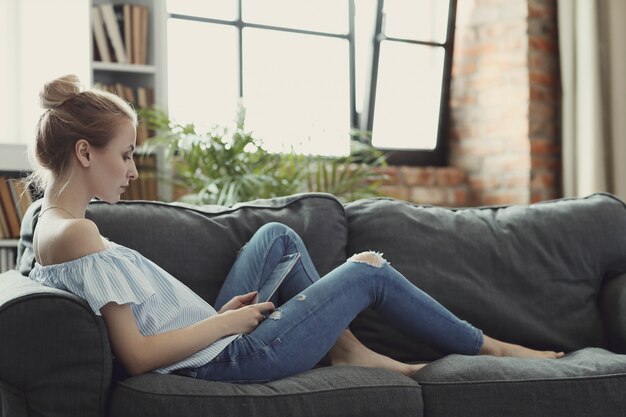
[{"x1": 27, "y1": 74, "x2": 138, "y2": 194}]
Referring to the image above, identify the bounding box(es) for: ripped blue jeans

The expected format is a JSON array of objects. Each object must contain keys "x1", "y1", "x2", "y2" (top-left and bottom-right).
[{"x1": 189, "y1": 222, "x2": 483, "y2": 383}]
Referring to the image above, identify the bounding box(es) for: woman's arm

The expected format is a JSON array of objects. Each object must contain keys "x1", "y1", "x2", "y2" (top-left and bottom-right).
[{"x1": 101, "y1": 300, "x2": 274, "y2": 376}]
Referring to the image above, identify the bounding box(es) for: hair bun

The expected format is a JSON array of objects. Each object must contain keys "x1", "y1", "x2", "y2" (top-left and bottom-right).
[{"x1": 39, "y1": 74, "x2": 83, "y2": 110}]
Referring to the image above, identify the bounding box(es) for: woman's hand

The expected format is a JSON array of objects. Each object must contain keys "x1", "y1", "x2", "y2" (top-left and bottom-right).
[
  {"x1": 219, "y1": 302, "x2": 275, "y2": 334},
  {"x1": 218, "y1": 291, "x2": 259, "y2": 313}
]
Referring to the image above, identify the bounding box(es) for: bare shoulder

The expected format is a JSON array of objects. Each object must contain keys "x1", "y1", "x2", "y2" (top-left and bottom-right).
[
  {"x1": 37, "y1": 218, "x2": 109, "y2": 265},
  {"x1": 60, "y1": 219, "x2": 108, "y2": 255}
]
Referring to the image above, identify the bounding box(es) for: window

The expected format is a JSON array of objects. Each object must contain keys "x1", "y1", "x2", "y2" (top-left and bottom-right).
[{"x1": 167, "y1": 0, "x2": 457, "y2": 165}]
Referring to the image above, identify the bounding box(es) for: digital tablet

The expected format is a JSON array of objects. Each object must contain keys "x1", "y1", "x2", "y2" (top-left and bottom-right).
[{"x1": 255, "y1": 252, "x2": 301, "y2": 303}]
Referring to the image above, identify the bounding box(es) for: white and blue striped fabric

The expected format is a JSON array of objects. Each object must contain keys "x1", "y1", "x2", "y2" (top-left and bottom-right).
[{"x1": 29, "y1": 241, "x2": 240, "y2": 374}]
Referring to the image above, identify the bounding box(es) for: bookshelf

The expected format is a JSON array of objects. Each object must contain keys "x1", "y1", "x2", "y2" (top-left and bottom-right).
[
  {"x1": 0, "y1": 144, "x2": 31, "y2": 272},
  {"x1": 90, "y1": 0, "x2": 170, "y2": 201},
  {"x1": 91, "y1": 0, "x2": 167, "y2": 103}
]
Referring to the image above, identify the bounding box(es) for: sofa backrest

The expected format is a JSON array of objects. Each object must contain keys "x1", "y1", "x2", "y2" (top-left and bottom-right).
[
  {"x1": 345, "y1": 192, "x2": 626, "y2": 362},
  {"x1": 17, "y1": 193, "x2": 347, "y2": 305}
]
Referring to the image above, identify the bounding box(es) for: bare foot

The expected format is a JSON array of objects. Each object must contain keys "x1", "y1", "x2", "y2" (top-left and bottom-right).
[
  {"x1": 329, "y1": 330, "x2": 425, "y2": 377},
  {"x1": 479, "y1": 335, "x2": 565, "y2": 359}
]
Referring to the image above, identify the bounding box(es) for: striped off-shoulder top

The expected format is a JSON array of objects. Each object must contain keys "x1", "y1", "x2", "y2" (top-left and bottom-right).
[{"x1": 28, "y1": 240, "x2": 240, "y2": 374}]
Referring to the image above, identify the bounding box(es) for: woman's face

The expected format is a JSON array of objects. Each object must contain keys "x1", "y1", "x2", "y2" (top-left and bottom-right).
[{"x1": 89, "y1": 119, "x2": 138, "y2": 203}]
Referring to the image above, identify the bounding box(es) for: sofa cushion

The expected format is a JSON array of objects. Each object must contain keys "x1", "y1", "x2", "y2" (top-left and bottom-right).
[
  {"x1": 345, "y1": 193, "x2": 626, "y2": 362},
  {"x1": 110, "y1": 366, "x2": 422, "y2": 417},
  {"x1": 413, "y1": 347, "x2": 626, "y2": 417},
  {"x1": 18, "y1": 193, "x2": 347, "y2": 305}
]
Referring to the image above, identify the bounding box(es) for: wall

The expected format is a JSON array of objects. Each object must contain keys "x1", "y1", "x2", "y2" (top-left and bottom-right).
[
  {"x1": 528, "y1": 0, "x2": 561, "y2": 203},
  {"x1": 379, "y1": 0, "x2": 561, "y2": 207},
  {"x1": 376, "y1": 166, "x2": 469, "y2": 206},
  {"x1": 0, "y1": 0, "x2": 91, "y2": 146}
]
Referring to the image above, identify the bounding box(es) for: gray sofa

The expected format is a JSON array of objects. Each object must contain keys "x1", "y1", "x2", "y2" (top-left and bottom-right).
[{"x1": 1, "y1": 192, "x2": 625, "y2": 417}]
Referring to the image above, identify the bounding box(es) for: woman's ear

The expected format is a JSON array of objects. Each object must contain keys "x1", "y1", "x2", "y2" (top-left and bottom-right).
[{"x1": 75, "y1": 139, "x2": 91, "y2": 167}]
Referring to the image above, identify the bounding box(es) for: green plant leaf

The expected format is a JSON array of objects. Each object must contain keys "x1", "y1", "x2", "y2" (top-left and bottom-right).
[{"x1": 140, "y1": 106, "x2": 388, "y2": 205}]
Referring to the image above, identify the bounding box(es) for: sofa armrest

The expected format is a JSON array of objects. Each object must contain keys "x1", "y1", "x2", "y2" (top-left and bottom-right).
[
  {"x1": 0, "y1": 270, "x2": 113, "y2": 417},
  {"x1": 600, "y1": 272, "x2": 626, "y2": 353}
]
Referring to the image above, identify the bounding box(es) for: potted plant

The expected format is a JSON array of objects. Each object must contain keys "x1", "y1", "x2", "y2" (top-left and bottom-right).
[{"x1": 138, "y1": 105, "x2": 388, "y2": 205}]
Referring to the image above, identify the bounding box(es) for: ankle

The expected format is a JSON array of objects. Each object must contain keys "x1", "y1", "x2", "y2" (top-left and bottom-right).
[{"x1": 478, "y1": 336, "x2": 503, "y2": 356}]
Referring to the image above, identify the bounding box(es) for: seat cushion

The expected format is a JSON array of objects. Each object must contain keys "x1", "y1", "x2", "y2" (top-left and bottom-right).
[
  {"x1": 110, "y1": 366, "x2": 422, "y2": 417},
  {"x1": 413, "y1": 347, "x2": 626, "y2": 417},
  {"x1": 345, "y1": 193, "x2": 626, "y2": 362}
]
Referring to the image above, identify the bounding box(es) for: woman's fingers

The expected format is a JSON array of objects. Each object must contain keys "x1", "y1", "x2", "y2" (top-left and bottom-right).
[
  {"x1": 255, "y1": 302, "x2": 275, "y2": 313},
  {"x1": 238, "y1": 291, "x2": 258, "y2": 305}
]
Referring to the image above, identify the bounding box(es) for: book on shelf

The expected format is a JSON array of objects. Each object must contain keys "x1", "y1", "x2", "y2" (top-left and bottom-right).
[
  {"x1": 100, "y1": 3, "x2": 128, "y2": 64},
  {"x1": 123, "y1": 4, "x2": 133, "y2": 64},
  {"x1": 0, "y1": 180, "x2": 20, "y2": 239},
  {"x1": 0, "y1": 197, "x2": 9, "y2": 239},
  {"x1": 0, "y1": 177, "x2": 33, "y2": 239},
  {"x1": 91, "y1": 5, "x2": 112, "y2": 63},
  {"x1": 137, "y1": 5, "x2": 149, "y2": 65},
  {"x1": 93, "y1": 3, "x2": 149, "y2": 65},
  {"x1": 136, "y1": 86, "x2": 155, "y2": 145},
  {"x1": 94, "y1": 82, "x2": 155, "y2": 146}
]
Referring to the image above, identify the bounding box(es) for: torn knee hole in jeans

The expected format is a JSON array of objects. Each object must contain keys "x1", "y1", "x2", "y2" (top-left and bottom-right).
[
  {"x1": 269, "y1": 309, "x2": 282, "y2": 320},
  {"x1": 347, "y1": 251, "x2": 387, "y2": 268}
]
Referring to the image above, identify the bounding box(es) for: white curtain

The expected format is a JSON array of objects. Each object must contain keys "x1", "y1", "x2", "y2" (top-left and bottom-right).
[{"x1": 558, "y1": 0, "x2": 626, "y2": 200}]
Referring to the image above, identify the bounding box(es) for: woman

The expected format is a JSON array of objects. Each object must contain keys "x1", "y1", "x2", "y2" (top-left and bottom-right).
[{"x1": 28, "y1": 75, "x2": 564, "y2": 383}]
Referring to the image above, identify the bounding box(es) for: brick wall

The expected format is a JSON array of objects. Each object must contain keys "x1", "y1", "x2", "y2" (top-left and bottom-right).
[
  {"x1": 378, "y1": 0, "x2": 561, "y2": 207},
  {"x1": 528, "y1": 0, "x2": 561, "y2": 202},
  {"x1": 376, "y1": 166, "x2": 469, "y2": 206}
]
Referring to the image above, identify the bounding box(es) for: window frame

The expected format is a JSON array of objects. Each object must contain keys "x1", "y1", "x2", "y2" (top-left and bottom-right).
[
  {"x1": 167, "y1": 0, "x2": 457, "y2": 166},
  {"x1": 364, "y1": 0, "x2": 458, "y2": 166}
]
